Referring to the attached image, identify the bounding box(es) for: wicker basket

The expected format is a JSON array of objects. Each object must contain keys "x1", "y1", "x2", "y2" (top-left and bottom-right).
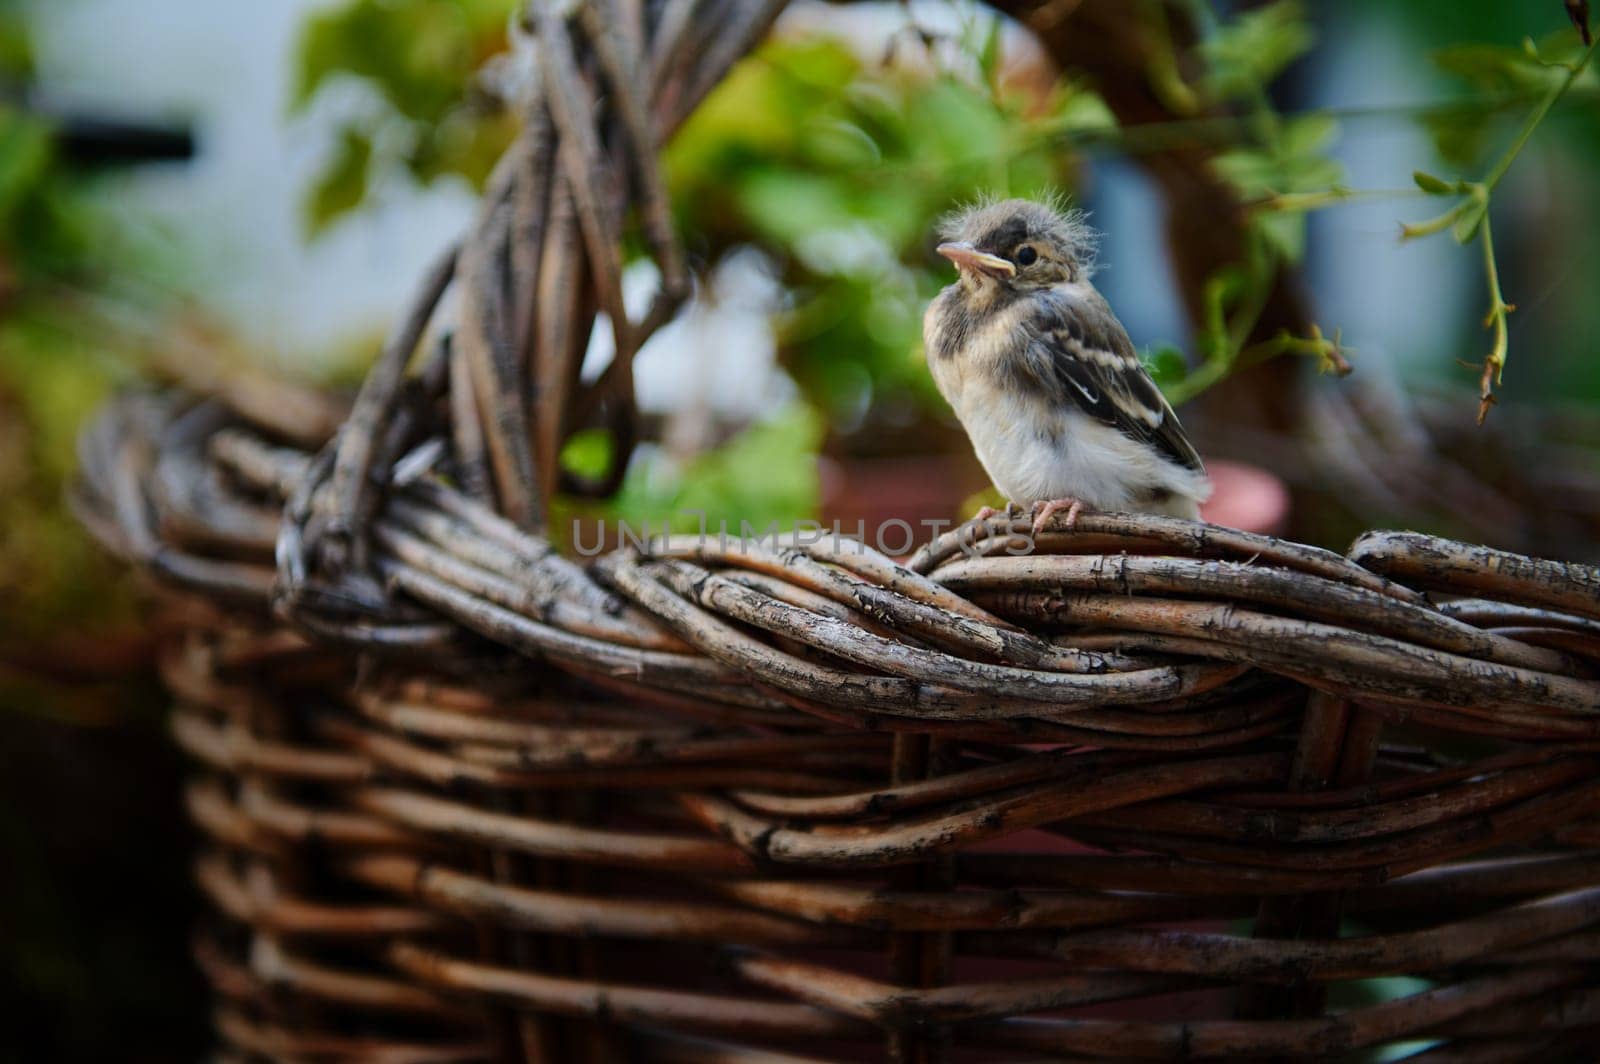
[{"x1": 73, "y1": 3, "x2": 1600, "y2": 1061}]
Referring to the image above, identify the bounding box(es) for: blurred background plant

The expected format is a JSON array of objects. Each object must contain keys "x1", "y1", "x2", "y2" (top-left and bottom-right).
[
  {"x1": 1, "y1": 4, "x2": 203, "y2": 1058},
  {"x1": 4, "y1": 0, "x2": 1600, "y2": 1058}
]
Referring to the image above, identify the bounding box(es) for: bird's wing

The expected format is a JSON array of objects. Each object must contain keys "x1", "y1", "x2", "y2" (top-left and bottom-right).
[{"x1": 1019, "y1": 288, "x2": 1205, "y2": 474}]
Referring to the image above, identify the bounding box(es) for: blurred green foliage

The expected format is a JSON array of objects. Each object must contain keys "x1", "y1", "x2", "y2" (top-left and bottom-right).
[
  {"x1": 292, "y1": 7, "x2": 1108, "y2": 432},
  {"x1": 1214, "y1": 113, "x2": 1341, "y2": 260},
  {"x1": 1198, "y1": 0, "x2": 1315, "y2": 101},
  {"x1": 2, "y1": 11, "x2": 199, "y2": 1051},
  {"x1": 286, "y1": 0, "x2": 1361, "y2": 416},
  {"x1": 1, "y1": 0, "x2": 136, "y2": 302},
  {"x1": 0, "y1": 315, "x2": 131, "y2": 644},
  {"x1": 1423, "y1": 30, "x2": 1595, "y2": 169},
  {"x1": 1135, "y1": 0, "x2": 1352, "y2": 398},
  {"x1": 289, "y1": 5, "x2": 1111, "y2": 525},
  {"x1": 0, "y1": 0, "x2": 30, "y2": 82},
  {"x1": 558, "y1": 402, "x2": 824, "y2": 542},
  {"x1": 0, "y1": 109, "x2": 92, "y2": 281},
  {"x1": 0, "y1": 106, "x2": 137, "y2": 644},
  {"x1": 293, "y1": 0, "x2": 520, "y2": 234},
  {"x1": 1401, "y1": 29, "x2": 1596, "y2": 419},
  {"x1": 662, "y1": 34, "x2": 1110, "y2": 430},
  {"x1": 288, "y1": 0, "x2": 1594, "y2": 504}
]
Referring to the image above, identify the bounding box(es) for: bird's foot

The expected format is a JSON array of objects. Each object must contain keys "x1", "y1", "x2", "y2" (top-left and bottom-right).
[
  {"x1": 1031, "y1": 497, "x2": 1083, "y2": 535},
  {"x1": 974, "y1": 501, "x2": 1024, "y2": 523}
]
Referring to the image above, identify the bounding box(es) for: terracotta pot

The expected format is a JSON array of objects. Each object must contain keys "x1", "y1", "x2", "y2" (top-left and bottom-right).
[{"x1": 1198, "y1": 458, "x2": 1292, "y2": 536}]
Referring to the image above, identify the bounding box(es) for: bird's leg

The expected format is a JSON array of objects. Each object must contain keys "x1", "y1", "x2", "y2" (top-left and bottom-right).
[{"x1": 1031, "y1": 497, "x2": 1083, "y2": 534}]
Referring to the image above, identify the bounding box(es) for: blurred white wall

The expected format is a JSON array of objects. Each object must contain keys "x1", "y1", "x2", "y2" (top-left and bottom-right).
[{"x1": 29, "y1": 0, "x2": 478, "y2": 369}]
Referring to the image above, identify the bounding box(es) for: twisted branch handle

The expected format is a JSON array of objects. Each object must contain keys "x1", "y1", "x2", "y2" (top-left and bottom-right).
[{"x1": 275, "y1": 0, "x2": 789, "y2": 627}]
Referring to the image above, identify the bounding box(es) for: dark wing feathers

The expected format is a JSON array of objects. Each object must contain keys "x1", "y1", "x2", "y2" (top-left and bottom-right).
[{"x1": 1016, "y1": 290, "x2": 1205, "y2": 474}]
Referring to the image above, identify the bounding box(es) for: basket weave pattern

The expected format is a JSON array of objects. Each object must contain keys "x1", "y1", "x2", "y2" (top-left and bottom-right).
[{"x1": 73, "y1": 3, "x2": 1600, "y2": 1061}]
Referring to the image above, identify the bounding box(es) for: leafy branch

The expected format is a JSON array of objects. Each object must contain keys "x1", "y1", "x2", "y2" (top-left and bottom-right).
[
  {"x1": 1403, "y1": 31, "x2": 1598, "y2": 421},
  {"x1": 1138, "y1": 0, "x2": 1353, "y2": 404},
  {"x1": 1156, "y1": 257, "x2": 1349, "y2": 406}
]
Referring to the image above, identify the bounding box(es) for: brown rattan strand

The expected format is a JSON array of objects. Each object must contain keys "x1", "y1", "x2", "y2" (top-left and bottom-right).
[
  {"x1": 386, "y1": 941, "x2": 875, "y2": 1041},
  {"x1": 196, "y1": 853, "x2": 445, "y2": 939},
  {"x1": 1077, "y1": 758, "x2": 1600, "y2": 844},
  {"x1": 355, "y1": 788, "x2": 757, "y2": 874},
  {"x1": 172, "y1": 705, "x2": 370, "y2": 783},
  {"x1": 253, "y1": 938, "x2": 476, "y2": 1019},
  {"x1": 1047, "y1": 783, "x2": 1600, "y2": 876},
  {"x1": 213, "y1": 1008, "x2": 491, "y2": 1064},
  {"x1": 974, "y1": 966, "x2": 1584, "y2": 1058},
  {"x1": 703, "y1": 877, "x2": 1246, "y2": 932},
  {"x1": 68, "y1": 0, "x2": 1600, "y2": 1060},
  {"x1": 962, "y1": 887, "x2": 1600, "y2": 980},
  {"x1": 341, "y1": 856, "x2": 873, "y2": 950},
  {"x1": 1350, "y1": 531, "x2": 1600, "y2": 621},
  {"x1": 676, "y1": 753, "x2": 1294, "y2": 867},
  {"x1": 930, "y1": 552, "x2": 1578, "y2": 675},
  {"x1": 631, "y1": 1029, "x2": 844, "y2": 1064},
  {"x1": 728, "y1": 952, "x2": 1194, "y2": 1025}
]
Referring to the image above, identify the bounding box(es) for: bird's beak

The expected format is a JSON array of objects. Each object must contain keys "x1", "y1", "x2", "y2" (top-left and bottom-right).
[{"x1": 937, "y1": 241, "x2": 1015, "y2": 278}]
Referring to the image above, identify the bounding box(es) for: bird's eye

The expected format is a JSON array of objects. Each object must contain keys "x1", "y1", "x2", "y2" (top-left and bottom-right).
[{"x1": 1015, "y1": 245, "x2": 1038, "y2": 266}]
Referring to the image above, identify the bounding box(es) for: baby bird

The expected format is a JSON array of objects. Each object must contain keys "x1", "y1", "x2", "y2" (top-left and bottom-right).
[{"x1": 923, "y1": 198, "x2": 1210, "y2": 530}]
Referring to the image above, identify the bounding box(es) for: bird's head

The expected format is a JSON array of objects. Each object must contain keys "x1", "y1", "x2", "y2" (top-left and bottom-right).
[{"x1": 936, "y1": 198, "x2": 1096, "y2": 296}]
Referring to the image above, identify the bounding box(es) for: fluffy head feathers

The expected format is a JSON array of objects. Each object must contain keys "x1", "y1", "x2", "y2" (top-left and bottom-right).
[{"x1": 938, "y1": 196, "x2": 1098, "y2": 278}]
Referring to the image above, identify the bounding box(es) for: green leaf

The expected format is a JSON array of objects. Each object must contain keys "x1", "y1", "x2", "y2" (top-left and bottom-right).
[
  {"x1": 292, "y1": 0, "x2": 519, "y2": 222},
  {"x1": 803, "y1": 117, "x2": 882, "y2": 170},
  {"x1": 0, "y1": 109, "x2": 52, "y2": 225},
  {"x1": 305, "y1": 128, "x2": 373, "y2": 236},
  {"x1": 293, "y1": 0, "x2": 514, "y2": 116},
  {"x1": 1256, "y1": 210, "x2": 1307, "y2": 262},
  {"x1": 1419, "y1": 102, "x2": 1495, "y2": 170},
  {"x1": 1201, "y1": 0, "x2": 1315, "y2": 101},
  {"x1": 977, "y1": 15, "x2": 1004, "y2": 87},
  {"x1": 1431, "y1": 42, "x2": 1566, "y2": 94},
  {"x1": 412, "y1": 107, "x2": 517, "y2": 189},
  {"x1": 1451, "y1": 198, "x2": 1487, "y2": 244},
  {"x1": 560, "y1": 427, "x2": 614, "y2": 481},
  {"x1": 0, "y1": 108, "x2": 95, "y2": 275},
  {"x1": 1213, "y1": 113, "x2": 1342, "y2": 262},
  {"x1": 910, "y1": 79, "x2": 1011, "y2": 165},
  {"x1": 736, "y1": 170, "x2": 856, "y2": 247},
  {"x1": 0, "y1": 4, "x2": 34, "y2": 81},
  {"x1": 1050, "y1": 88, "x2": 1118, "y2": 135},
  {"x1": 1280, "y1": 113, "x2": 1337, "y2": 158},
  {"x1": 1142, "y1": 345, "x2": 1191, "y2": 391},
  {"x1": 1412, "y1": 169, "x2": 1455, "y2": 195}
]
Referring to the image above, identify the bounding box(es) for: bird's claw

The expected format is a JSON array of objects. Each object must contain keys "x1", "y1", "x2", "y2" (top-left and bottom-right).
[
  {"x1": 1031, "y1": 497, "x2": 1083, "y2": 535},
  {"x1": 974, "y1": 501, "x2": 1024, "y2": 523}
]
